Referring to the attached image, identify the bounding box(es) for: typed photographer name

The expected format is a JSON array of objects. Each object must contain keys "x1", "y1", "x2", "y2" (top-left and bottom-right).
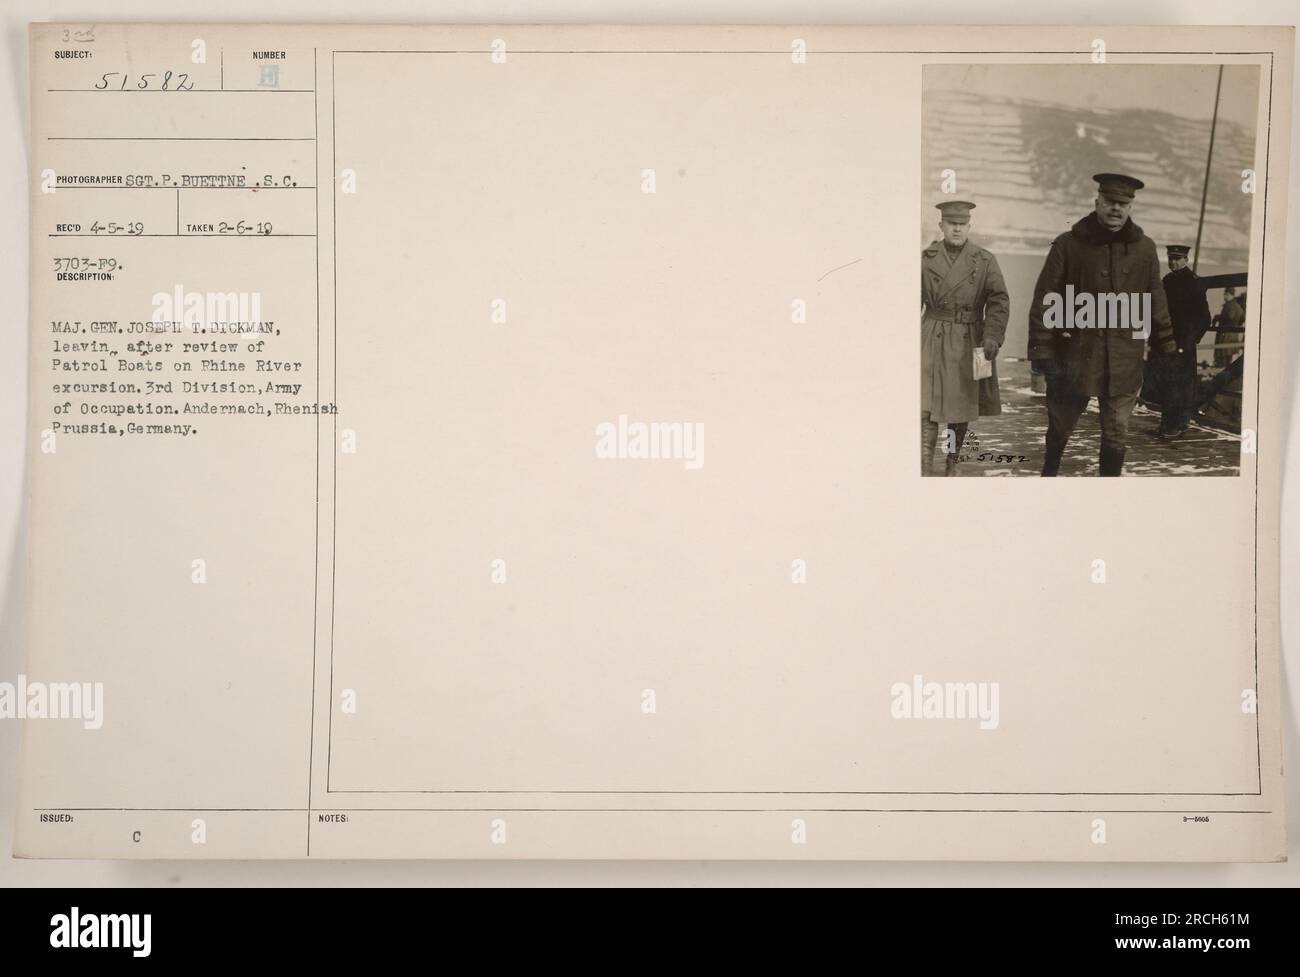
[{"x1": 1041, "y1": 284, "x2": 1152, "y2": 340}]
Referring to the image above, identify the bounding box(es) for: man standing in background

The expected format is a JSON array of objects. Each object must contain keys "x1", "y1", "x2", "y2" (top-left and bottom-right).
[
  {"x1": 1212, "y1": 286, "x2": 1245, "y2": 367},
  {"x1": 1156, "y1": 244, "x2": 1211, "y2": 438}
]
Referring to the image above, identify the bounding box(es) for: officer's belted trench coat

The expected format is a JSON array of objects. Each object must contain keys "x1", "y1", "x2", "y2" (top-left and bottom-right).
[{"x1": 920, "y1": 240, "x2": 1010, "y2": 423}]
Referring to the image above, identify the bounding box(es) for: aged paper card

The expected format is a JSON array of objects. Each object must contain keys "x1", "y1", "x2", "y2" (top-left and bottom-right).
[{"x1": 16, "y1": 23, "x2": 1291, "y2": 859}]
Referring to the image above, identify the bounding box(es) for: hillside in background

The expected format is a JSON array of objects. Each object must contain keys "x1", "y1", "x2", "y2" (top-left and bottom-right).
[{"x1": 922, "y1": 89, "x2": 1256, "y2": 270}]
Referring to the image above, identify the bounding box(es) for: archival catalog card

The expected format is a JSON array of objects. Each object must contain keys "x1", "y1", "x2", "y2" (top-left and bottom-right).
[{"x1": 16, "y1": 23, "x2": 1292, "y2": 860}]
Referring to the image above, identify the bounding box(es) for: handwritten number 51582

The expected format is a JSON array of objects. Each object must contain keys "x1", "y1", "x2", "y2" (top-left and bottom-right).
[{"x1": 94, "y1": 71, "x2": 194, "y2": 91}]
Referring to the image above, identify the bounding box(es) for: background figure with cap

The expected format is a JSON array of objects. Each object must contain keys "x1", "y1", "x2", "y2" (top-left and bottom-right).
[
  {"x1": 1027, "y1": 174, "x2": 1177, "y2": 476},
  {"x1": 920, "y1": 200, "x2": 1010, "y2": 476},
  {"x1": 1155, "y1": 244, "x2": 1211, "y2": 438},
  {"x1": 1212, "y1": 286, "x2": 1245, "y2": 367}
]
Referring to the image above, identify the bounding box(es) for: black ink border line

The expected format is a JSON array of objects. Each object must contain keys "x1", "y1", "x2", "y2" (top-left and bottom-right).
[
  {"x1": 320, "y1": 48, "x2": 1272, "y2": 806},
  {"x1": 307, "y1": 46, "x2": 320, "y2": 856}
]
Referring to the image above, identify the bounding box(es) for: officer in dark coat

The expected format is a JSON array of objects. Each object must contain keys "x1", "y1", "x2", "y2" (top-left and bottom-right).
[
  {"x1": 1156, "y1": 244, "x2": 1211, "y2": 437},
  {"x1": 920, "y1": 200, "x2": 1010, "y2": 476},
  {"x1": 1027, "y1": 174, "x2": 1177, "y2": 476}
]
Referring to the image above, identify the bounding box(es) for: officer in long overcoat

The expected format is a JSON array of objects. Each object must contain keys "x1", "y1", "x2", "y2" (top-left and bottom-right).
[
  {"x1": 1027, "y1": 174, "x2": 1177, "y2": 476},
  {"x1": 920, "y1": 200, "x2": 1010, "y2": 476}
]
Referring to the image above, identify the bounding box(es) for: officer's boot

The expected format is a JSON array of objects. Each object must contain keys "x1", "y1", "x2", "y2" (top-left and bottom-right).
[
  {"x1": 944, "y1": 423, "x2": 968, "y2": 477},
  {"x1": 1099, "y1": 445, "x2": 1126, "y2": 477},
  {"x1": 921, "y1": 415, "x2": 939, "y2": 476},
  {"x1": 1041, "y1": 431, "x2": 1066, "y2": 477}
]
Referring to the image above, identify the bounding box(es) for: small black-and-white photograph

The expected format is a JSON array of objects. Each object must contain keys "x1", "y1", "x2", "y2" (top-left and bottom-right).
[{"x1": 921, "y1": 63, "x2": 1259, "y2": 477}]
